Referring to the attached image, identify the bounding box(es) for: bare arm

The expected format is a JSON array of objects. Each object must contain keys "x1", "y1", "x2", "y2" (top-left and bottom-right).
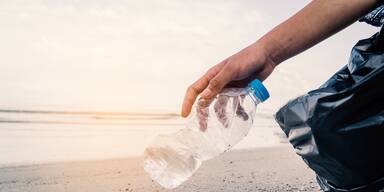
[
  {"x1": 181, "y1": 0, "x2": 380, "y2": 117},
  {"x1": 260, "y1": 0, "x2": 380, "y2": 65}
]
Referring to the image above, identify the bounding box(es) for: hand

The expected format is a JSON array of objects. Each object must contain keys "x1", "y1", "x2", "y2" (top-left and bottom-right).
[
  {"x1": 181, "y1": 0, "x2": 379, "y2": 118},
  {"x1": 181, "y1": 43, "x2": 276, "y2": 117},
  {"x1": 197, "y1": 93, "x2": 249, "y2": 132}
]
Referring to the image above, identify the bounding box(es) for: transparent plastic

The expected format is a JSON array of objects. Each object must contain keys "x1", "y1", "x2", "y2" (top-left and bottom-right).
[{"x1": 144, "y1": 87, "x2": 262, "y2": 189}]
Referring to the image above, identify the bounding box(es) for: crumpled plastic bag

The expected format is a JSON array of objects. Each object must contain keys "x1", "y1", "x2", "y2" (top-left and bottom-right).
[{"x1": 275, "y1": 27, "x2": 384, "y2": 191}]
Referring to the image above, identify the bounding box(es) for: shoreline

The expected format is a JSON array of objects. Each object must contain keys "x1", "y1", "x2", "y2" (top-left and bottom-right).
[{"x1": 0, "y1": 146, "x2": 320, "y2": 192}]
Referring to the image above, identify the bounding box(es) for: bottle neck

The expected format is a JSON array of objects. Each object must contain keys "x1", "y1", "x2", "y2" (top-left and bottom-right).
[{"x1": 248, "y1": 87, "x2": 262, "y2": 104}]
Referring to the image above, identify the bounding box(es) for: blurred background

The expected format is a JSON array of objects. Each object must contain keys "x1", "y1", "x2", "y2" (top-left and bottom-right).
[{"x1": 0, "y1": 0, "x2": 378, "y2": 166}]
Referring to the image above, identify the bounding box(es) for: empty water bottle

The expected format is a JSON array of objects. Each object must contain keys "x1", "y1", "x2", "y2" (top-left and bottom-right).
[{"x1": 144, "y1": 79, "x2": 269, "y2": 189}]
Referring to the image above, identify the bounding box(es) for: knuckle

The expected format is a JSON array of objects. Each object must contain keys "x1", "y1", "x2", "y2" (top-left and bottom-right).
[
  {"x1": 226, "y1": 64, "x2": 239, "y2": 79},
  {"x1": 205, "y1": 68, "x2": 217, "y2": 79},
  {"x1": 224, "y1": 60, "x2": 236, "y2": 71},
  {"x1": 206, "y1": 67, "x2": 215, "y2": 74},
  {"x1": 223, "y1": 58, "x2": 232, "y2": 66},
  {"x1": 187, "y1": 85, "x2": 198, "y2": 94},
  {"x1": 222, "y1": 58, "x2": 230, "y2": 65},
  {"x1": 209, "y1": 79, "x2": 221, "y2": 90},
  {"x1": 222, "y1": 60, "x2": 236, "y2": 72}
]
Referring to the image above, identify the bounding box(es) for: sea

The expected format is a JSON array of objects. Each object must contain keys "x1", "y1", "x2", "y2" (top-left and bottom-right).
[{"x1": 0, "y1": 107, "x2": 286, "y2": 167}]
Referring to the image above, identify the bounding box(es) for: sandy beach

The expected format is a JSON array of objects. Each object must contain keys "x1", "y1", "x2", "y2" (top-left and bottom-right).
[{"x1": 0, "y1": 146, "x2": 320, "y2": 192}]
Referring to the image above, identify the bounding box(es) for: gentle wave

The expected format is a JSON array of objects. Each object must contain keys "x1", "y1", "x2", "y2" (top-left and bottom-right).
[
  {"x1": 0, "y1": 109, "x2": 179, "y2": 117},
  {"x1": 0, "y1": 108, "x2": 284, "y2": 166},
  {"x1": 0, "y1": 108, "x2": 275, "y2": 125},
  {"x1": 0, "y1": 109, "x2": 183, "y2": 125}
]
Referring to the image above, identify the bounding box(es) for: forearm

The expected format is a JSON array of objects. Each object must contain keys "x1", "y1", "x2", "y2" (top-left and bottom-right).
[{"x1": 256, "y1": 0, "x2": 380, "y2": 65}]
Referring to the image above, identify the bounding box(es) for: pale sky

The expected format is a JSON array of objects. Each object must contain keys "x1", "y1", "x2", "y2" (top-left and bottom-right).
[{"x1": 0, "y1": 0, "x2": 378, "y2": 112}]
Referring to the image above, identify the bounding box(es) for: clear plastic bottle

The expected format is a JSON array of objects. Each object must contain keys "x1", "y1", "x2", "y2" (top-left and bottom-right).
[{"x1": 144, "y1": 79, "x2": 269, "y2": 189}]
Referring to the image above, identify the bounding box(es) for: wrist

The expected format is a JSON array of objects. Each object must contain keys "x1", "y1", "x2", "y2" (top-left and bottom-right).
[{"x1": 251, "y1": 38, "x2": 281, "y2": 68}]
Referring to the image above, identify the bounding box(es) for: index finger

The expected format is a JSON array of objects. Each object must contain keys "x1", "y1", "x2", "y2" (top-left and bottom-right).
[
  {"x1": 181, "y1": 64, "x2": 223, "y2": 117},
  {"x1": 181, "y1": 76, "x2": 210, "y2": 117}
]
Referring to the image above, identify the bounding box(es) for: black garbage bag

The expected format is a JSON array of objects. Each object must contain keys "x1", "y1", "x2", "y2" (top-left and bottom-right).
[{"x1": 275, "y1": 27, "x2": 384, "y2": 191}]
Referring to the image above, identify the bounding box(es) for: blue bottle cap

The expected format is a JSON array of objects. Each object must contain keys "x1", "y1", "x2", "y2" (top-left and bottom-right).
[{"x1": 248, "y1": 79, "x2": 270, "y2": 102}]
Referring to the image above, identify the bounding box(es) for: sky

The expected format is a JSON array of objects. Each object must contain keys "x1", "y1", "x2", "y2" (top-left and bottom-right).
[{"x1": 0, "y1": 0, "x2": 379, "y2": 113}]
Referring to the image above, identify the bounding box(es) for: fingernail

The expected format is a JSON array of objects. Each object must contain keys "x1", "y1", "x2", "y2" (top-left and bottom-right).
[
  {"x1": 181, "y1": 108, "x2": 189, "y2": 118},
  {"x1": 197, "y1": 98, "x2": 208, "y2": 107},
  {"x1": 201, "y1": 88, "x2": 212, "y2": 98}
]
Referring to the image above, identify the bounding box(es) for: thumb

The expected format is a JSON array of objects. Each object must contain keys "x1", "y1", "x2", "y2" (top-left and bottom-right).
[{"x1": 200, "y1": 66, "x2": 233, "y2": 101}]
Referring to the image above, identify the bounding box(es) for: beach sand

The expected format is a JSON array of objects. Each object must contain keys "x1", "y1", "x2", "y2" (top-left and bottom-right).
[{"x1": 0, "y1": 146, "x2": 320, "y2": 192}]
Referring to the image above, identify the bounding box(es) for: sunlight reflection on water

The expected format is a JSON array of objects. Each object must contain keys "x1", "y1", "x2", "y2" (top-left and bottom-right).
[{"x1": 0, "y1": 109, "x2": 285, "y2": 167}]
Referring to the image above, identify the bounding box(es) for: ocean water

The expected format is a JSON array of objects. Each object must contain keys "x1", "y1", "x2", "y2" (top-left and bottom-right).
[{"x1": 0, "y1": 108, "x2": 286, "y2": 167}]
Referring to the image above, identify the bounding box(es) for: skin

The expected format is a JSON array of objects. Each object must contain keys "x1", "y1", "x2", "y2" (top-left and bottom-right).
[{"x1": 181, "y1": 0, "x2": 381, "y2": 118}]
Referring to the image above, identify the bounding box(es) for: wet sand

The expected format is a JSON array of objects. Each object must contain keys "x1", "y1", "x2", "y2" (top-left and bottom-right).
[{"x1": 0, "y1": 146, "x2": 320, "y2": 192}]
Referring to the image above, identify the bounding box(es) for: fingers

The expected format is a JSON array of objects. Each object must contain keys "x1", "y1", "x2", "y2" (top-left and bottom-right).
[
  {"x1": 181, "y1": 64, "x2": 223, "y2": 117},
  {"x1": 235, "y1": 95, "x2": 249, "y2": 121},
  {"x1": 197, "y1": 97, "x2": 214, "y2": 108},
  {"x1": 200, "y1": 64, "x2": 234, "y2": 101},
  {"x1": 181, "y1": 78, "x2": 207, "y2": 117},
  {"x1": 214, "y1": 95, "x2": 230, "y2": 128},
  {"x1": 197, "y1": 104, "x2": 209, "y2": 132}
]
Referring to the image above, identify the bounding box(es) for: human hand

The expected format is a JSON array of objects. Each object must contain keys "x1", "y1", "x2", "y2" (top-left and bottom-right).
[{"x1": 181, "y1": 43, "x2": 276, "y2": 118}]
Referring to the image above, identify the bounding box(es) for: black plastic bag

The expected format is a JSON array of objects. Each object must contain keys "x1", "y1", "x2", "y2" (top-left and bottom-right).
[{"x1": 275, "y1": 27, "x2": 384, "y2": 191}]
